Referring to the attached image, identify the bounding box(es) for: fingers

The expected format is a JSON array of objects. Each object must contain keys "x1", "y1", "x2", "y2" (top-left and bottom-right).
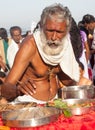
[
  {"x1": 17, "y1": 79, "x2": 36, "y2": 96},
  {"x1": 23, "y1": 80, "x2": 36, "y2": 95},
  {"x1": 18, "y1": 85, "x2": 31, "y2": 95},
  {"x1": 28, "y1": 79, "x2": 36, "y2": 89}
]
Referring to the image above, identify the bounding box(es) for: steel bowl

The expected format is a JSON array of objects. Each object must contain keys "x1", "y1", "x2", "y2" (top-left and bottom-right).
[
  {"x1": 58, "y1": 85, "x2": 95, "y2": 99},
  {"x1": 62, "y1": 98, "x2": 95, "y2": 115},
  {"x1": 2, "y1": 106, "x2": 61, "y2": 127}
]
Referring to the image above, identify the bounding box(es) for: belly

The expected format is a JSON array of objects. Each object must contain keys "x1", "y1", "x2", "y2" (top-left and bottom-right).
[{"x1": 31, "y1": 75, "x2": 58, "y2": 101}]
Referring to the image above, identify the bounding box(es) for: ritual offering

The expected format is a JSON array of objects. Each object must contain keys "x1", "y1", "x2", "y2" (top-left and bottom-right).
[
  {"x1": 1, "y1": 102, "x2": 61, "y2": 127},
  {"x1": 62, "y1": 98, "x2": 95, "y2": 115},
  {"x1": 47, "y1": 98, "x2": 95, "y2": 115}
]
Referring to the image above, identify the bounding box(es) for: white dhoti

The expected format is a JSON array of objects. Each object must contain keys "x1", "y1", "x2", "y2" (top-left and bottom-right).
[{"x1": 13, "y1": 94, "x2": 58, "y2": 104}]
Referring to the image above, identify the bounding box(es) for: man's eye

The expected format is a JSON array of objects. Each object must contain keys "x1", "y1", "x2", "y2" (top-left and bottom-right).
[{"x1": 46, "y1": 30, "x2": 54, "y2": 32}]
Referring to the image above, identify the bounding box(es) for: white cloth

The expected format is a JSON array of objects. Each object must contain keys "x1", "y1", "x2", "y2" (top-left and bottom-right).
[
  {"x1": 7, "y1": 40, "x2": 19, "y2": 68},
  {"x1": 14, "y1": 94, "x2": 58, "y2": 104},
  {"x1": 33, "y1": 30, "x2": 80, "y2": 82},
  {"x1": 14, "y1": 95, "x2": 47, "y2": 104}
]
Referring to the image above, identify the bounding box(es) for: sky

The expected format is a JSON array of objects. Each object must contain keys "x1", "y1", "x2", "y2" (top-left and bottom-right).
[{"x1": 0, "y1": 0, "x2": 95, "y2": 32}]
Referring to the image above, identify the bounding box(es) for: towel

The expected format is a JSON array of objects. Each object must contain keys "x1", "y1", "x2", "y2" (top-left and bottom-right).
[{"x1": 33, "y1": 30, "x2": 80, "y2": 82}]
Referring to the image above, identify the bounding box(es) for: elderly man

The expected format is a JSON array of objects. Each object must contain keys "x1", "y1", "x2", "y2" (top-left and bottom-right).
[
  {"x1": 7, "y1": 26, "x2": 23, "y2": 68},
  {"x1": 1, "y1": 4, "x2": 80, "y2": 103}
]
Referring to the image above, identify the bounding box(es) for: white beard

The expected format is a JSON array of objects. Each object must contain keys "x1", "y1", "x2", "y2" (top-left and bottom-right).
[
  {"x1": 40, "y1": 30, "x2": 67, "y2": 56},
  {"x1": 33, "y1": 30, "x2": 79, "y2": 82}
]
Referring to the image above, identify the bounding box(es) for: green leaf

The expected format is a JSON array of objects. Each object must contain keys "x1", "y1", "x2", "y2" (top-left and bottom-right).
[
  {"x1": 47, "y1": 98, "x2": 72, "y2": 117},
  {"x1": 63, "y1": 109, "x2": 72, "y2": 117},
  {"x1": 54, "y1": 99, "x2": 68, "y2": 109}
]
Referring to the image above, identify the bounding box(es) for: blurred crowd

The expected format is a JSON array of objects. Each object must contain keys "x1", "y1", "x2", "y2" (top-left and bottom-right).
[{"x1": 0, "y1": 26, "x2": 31, "y2": 84}]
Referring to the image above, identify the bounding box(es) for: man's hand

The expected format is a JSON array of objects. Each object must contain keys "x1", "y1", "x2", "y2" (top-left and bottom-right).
[
  {"x1": 1, "y1": 83, "x2": 17, "y2": 101},
  {"x1": 17, "y1": 79, "x2": 36, "y2": 96}
]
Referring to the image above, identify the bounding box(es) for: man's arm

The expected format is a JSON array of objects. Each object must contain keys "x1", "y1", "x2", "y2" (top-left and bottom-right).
[
  {"x1": 58, "y1": 71, "x2": 77, "y2": 88},
  {"x1": 1, "y1": 36, "x2": 36, "y2": 101}
]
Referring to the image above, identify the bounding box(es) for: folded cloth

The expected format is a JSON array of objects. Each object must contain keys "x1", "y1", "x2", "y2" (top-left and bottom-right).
[
  {"x1": 14, "y1": 94, "x2": 58, "y2": 104},
  {"x1": 33, "y1": 30, "x2": 80, "y2": 82}
]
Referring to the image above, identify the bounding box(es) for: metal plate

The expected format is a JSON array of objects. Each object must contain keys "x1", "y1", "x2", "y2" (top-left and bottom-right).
[
  {"x1": 2, "y1": 106, "x2": 61, "y2": 127},
  {"x1": 0, "y1": 102, "x2": 37, "y2": 112},
  {"x1": 62, "y1": 99, "x2": 95, "y2": 115}
]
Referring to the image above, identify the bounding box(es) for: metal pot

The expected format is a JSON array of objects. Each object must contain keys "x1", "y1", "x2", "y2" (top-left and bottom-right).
[
  {"x1": 58, "y1": 85, "x2": 95, "y2": 99},
  {"x1": 62, "y1": 99, "x2": 95, "y2": 115}
]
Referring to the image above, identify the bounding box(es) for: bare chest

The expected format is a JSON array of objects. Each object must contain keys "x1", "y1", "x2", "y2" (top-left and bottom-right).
[{"x1": 29, "y1": 51, "x2": 60, "y2": 78}]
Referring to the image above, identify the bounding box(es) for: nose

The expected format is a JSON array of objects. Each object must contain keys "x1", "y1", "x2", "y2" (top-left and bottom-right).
[{"x1": 51, "y1": 31, "x2": 57, "y2": 41}]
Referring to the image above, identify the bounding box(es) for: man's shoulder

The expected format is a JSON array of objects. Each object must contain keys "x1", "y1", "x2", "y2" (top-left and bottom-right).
[{"x1": 22, "y1": 35, "x2": 36, "y2": 48}]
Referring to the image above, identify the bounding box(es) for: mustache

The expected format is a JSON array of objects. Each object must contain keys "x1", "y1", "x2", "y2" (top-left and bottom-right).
[{"x1": 47, "y1": 40, "x2": 61, "y2": 46}]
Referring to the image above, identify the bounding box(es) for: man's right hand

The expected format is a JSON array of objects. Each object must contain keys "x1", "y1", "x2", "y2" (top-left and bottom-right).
[
  {"x1": 17, "y1": 78, "x2": 36, "y2": 96},
  {"x1": 1, "y1": 83, "x2": 17, "y2": 101}
]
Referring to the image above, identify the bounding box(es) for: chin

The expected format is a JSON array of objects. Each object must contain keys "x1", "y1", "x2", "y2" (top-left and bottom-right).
[{"x1": 43, "y1": 45, "x2": 63, "y2": 55}]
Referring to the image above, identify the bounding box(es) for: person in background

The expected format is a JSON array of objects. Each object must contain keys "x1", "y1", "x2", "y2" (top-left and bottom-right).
[
  {"x1": 0, "y1": 56, "x2": 7, "y2": 84},
  {"x1": 78, "y1": 21, "x2": 90, "y2": 62},
  {"x1": 0, "y1": 28, "x2": 11, "y2": 83},
  {"x1": 0, "y1": 28, "x2": 11, "y2": 68},
  {"x1": 77, "y1": 61, "x2": 92, "y2": 85},
  {"x1": 82, "y1": 14, "x2": 95, "y2": 82},
  {"x1": 0, "y1": 59, "x2": 8, "y2": 103},
  {"x1": 78, "y1": 21, "x2": 90, "y2": 79},
  {"x1": 7, "y1": 26, "x2": 23, "y2": 68},
  {"x1": 70, "y1": 17, "x2": 83, "y2": 61},
  {"x1": 82, "y1": 14, "x2": 95, "y2": 68},
  {"x1": 1, "y1": 4, "x2": 81, "y2": 103}
]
